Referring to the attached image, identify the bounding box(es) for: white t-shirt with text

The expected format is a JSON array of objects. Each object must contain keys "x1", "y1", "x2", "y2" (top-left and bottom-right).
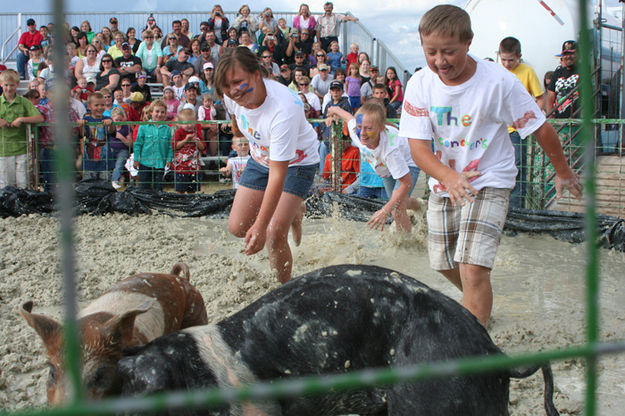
[
  {"x1": 398, "y1": 55, "x2": 545, "y2": 195},
  {"x1": 347, "y1": 119, "x2": 416, "y2": 180},
  {"x1": 224, "y1": 79, "x2": 320, "y2": 167}
]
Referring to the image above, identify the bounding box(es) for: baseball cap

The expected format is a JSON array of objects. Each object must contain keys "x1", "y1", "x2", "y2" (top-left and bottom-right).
[
  {"x1": 295, "y1": 51, "x2": 305, "y2": 57},
  {"x1": 227, "y1": 39, "x2": 238, "y2": 46},
  {"x1": 29, "y1": 44, "x2": 42, "y2": 51},
  {"x1": 318, "y1": 63, "x2": 329, "y2": 71},
  {"x1": 163, "y1": 86, "x2": 174, "y2": 93},
  {"x1": 137, "y1": 72, "x2": 147, "y2": 79},
  {"x1": 203, "y1": 62, "x2": 214, "y2": 70},
  {"x1": 280, "y1": 64, "x2": 289, "y2": 71},
  {"x1": 561, "y1": 40, "x2": 577, "y2": 54},
  {"x1": 184, "y1": 83, "x2": 198, "y2": 91},
  {"x1": 109, "y1": 17, "x2": 118, "y2": 23},
  {"x1": 188, "y1": 75, "x2": 201, "y2": 84},
  {"x1": 121, "y1": 42, "x2": 131, "y2": 49},
  {"x1": 201, "y1": 44, "x2": 210, "y2": 51},
  {"x1": 85, "y1": 75, "x2": 96, "y2": 84},
  {"x1": 171, "y1": 70, "x2": 182, "y2": 77},
  {"x1": 26, "y1": 18, "x2": 36, "y2": 26},
  {"x1": 130, "y1": 92, "x2": 145, "y2": 102},
  {"x1": 329, "y1": 80, "x2": 343, "y2": 90}
]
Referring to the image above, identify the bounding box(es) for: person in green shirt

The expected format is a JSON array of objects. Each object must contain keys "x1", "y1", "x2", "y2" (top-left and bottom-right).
[{"x1": 0, "y1": 69, "x2": 44, "y2": 188}]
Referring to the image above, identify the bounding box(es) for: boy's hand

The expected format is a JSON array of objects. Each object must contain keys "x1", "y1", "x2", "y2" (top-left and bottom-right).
[
  {"x1": 441, "y1": 169, "x2": 480, "y2": 206},
  {"x1": 102, "y1": 119, "x2": 112, "y2": 127},
  {"x1": 0, "y1": 118, "x2": 9, "y2": 128},
  {"x1": 368, "y1": 207, "x2": 390, "y2": 231},
  {"x1": 555, "y1": 167, "x2": 582, "y2": 199},
  {"x1": 10, "y1": 117, "x2": 23, "y2": 128},
  {"x1": 133, "y1": 161, "x2": 139, "y2": 169}
]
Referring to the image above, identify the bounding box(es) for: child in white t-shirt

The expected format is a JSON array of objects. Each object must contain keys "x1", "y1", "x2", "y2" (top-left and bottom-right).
[
  {"x1": 219, "y1": 135, "x2": 250, "y2": 189},
  {"x1": 215, "y1": 47, "x2": 320, "y2": 284},
  {"x1": 398, "y1": 4, "x2": 582, "y2": 326},
  {"x1": 327, "y1": 102, "x2": 421, "y2": 232}
]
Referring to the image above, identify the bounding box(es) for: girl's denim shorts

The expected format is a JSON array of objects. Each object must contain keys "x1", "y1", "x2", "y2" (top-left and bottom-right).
[{"x1": 239, "y1": 156, "x2": 317, "y2": 199}]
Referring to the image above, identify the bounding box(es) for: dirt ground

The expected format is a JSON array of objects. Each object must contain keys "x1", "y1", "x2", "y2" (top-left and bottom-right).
[{"x1": 1, "y1": 211, "x2": 624, "y2": 414}]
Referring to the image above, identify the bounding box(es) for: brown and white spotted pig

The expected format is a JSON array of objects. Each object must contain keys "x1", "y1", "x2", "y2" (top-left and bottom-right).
[{"x1": 19, "y1": 262, "x2": 208, "y2": 405}]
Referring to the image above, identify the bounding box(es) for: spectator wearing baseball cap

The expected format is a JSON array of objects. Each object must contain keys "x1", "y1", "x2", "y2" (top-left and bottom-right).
[
  {"x1": 160, "y1": 47, "x2": 194, "y2": 87},
  {"x1": 318, "y1": 78, "x2": 352, "y2": 173},
  {"x1": 115, "y1": 42, "x2": 143, "y2": 84},
  {"x1": 277, "y1": 64, "x2": 291, "y2": 87},
  {"x1": 109, "y1": 16, "x2": 119, "y2": 33},
  {"x1": 131, "y1": 71, "x2": 152, "y2": 103},
  {"x1": 311, "y1": 63, "x2": 333, "y2": 101},
  {"x1": 17, "y1": 18, "x2": 43, "y2": 79},
  {"x1": 178, "y1": 82, "x2": 201, "y2": 115},
  {"x1": 25, "y1": 44, "x2": 44, "y2": 81},
  {"x1": 546, "y1": 40, "x2": 579, "y2": 119}
]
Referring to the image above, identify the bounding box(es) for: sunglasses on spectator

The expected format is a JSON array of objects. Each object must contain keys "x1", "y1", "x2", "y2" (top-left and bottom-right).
[
  {"x1": 299, "y1": 83, "x2": 309, "y2": 86},
  {"x1": 87, "y1": 49, "x2": 97, "y2": 53},
  {"x1": 316, "y1": 54, "x2": 324, "y2": 57},
  {"x1": 262, "y1": 55, "x2": 272, "y2": 58},
  {"x1": 102, "y1": 59, "x2": 112, "y2": 63},
  {"x1": 103, "y1": 95, "x2": 111, "y2": 98},
  {"x1": 144, "y1": 36, "x2": 154, "y2": 39},
  {"x1": 121, "y1": 83, "x2": 131, "y2": 87}
]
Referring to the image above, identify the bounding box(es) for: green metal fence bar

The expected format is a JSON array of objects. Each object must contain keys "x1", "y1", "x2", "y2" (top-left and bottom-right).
[
  {"x1": 577, "y1": 0, "x2": 600, "y2": 415},
  {"x1": 51, "y1": 0, "x2": 83, "y2": 405},
  {"x1": 5, "y1": 340, "x2": 625, "y2": 416}
]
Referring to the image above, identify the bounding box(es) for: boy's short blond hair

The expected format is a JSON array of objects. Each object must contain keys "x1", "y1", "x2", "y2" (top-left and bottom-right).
[
  {"x1": 87, "y1": 91, "x2": 104, "y2": 105},
  {"x1": 150, "y1": 99, "x2": 167, "y2": 112},
  {"x1": 232, "y1": 135, "x2": 248, "y2": 145},
  {"x1": 419, "y1": 4, "x2": 473, "y2": 43},
  {"x1": 177, "y1": 108, "x2": 196, "y2": 120},
  {"x1": 0, "y1": 69, "x2": 20, "y2": 84},
  {"x1": 356, "y1": 101, "x2": 386, "y2": 130}
]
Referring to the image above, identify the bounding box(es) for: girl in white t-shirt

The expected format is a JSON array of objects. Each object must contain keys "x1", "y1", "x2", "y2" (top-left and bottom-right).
[
  {"x1": 214, "y1": 47, "x2": 320, "y2": 284},
  {"x1": 326, "y1": 102, "x2": 422, "y2": 232}
]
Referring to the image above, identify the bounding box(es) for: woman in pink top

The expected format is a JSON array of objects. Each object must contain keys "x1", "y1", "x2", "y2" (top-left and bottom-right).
[{"x1": 293, "y1": 4, "x2": 317, "y2": 40}]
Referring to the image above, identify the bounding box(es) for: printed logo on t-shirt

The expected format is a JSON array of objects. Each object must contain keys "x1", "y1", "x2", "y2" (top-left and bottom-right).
[
  {"x1": 430, "y1": 106, "x2": 473, "y2": 127},
  {"x1": 288, "y1": 88, "x2": 304, "y2": 108},
  {"x1": 403, "y1": 100, "x2": 429, "y2": 117},
  {"x1": 511, "y1": 111, "x2": 537, "y2": 130},
  {"x1": 239, "y1": 114, "x2": 262, "y2": 141}
]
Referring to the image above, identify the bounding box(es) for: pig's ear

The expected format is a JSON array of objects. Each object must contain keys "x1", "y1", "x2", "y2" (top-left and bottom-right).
[
  {"x1": 170, "y1": 262, "x2": 191, "y2": 281},
  {"x1": 104, "y1": 299, "x2": 155, "y2": 346},
  {"x1": 19, "y1": 301, "x2": 63, "y2": 347}
]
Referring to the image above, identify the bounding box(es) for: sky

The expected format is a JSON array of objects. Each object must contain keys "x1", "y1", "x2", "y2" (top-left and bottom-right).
[{"x1": 2, "y1": 0, "x2": 623, "y2": 74}]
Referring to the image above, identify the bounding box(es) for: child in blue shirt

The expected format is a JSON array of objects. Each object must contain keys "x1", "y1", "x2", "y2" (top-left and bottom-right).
[
  {"x1": 326, "y1": 40, "x2": 344, "y2": 74},
  {"x1": 77, "y1": 92, "x2": 114, "y2": 180},
  {"x1": 133, "y1": 100, "x2": 173, "y2": 191}
]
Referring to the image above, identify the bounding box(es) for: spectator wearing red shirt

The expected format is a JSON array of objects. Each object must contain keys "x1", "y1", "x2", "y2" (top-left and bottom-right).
[{"x1": 17, "y1": 18, "x2": 43, "y2": 80}]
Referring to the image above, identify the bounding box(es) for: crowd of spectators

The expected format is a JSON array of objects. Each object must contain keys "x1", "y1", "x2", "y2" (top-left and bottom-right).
[
  {"x1": 3, "y1": 3, "x2": 410, "y2": 195},
  {"x1": 2, "y1": 4, "x2": 579, "y2": 197}
]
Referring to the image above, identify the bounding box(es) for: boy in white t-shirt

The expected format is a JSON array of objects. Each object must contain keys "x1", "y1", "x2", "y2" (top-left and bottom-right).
[
  {"x1": 219, "y1": 135, "x2": 250, "y2": 189},
  {"x1": 399, "y1": 5, "x2": 582, "y2": 326},
  {"x1": 327, "y1": 102, "x2": 421, "y2": 232}
]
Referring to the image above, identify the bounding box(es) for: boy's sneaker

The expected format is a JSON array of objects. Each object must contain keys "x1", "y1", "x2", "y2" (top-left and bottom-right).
[{"x1": 112, "y1": 181, "x2": 122, "y2": 190}]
